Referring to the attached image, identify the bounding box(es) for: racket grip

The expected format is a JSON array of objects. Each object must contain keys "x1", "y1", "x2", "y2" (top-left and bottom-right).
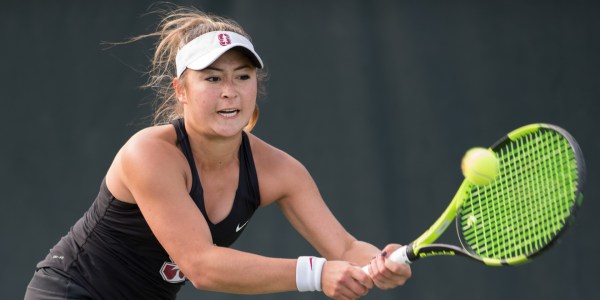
[
  {"x1": 361, "y1": 245, "x2": 411, "y2": 274},
  {"x1": 388, "y1": 246, "x2": 411, "y2": 264}
]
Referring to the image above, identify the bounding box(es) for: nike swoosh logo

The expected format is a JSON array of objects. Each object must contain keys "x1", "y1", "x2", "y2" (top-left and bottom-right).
[{"x1": 236, "y1": 220, "x2": 249, "y2": 232}]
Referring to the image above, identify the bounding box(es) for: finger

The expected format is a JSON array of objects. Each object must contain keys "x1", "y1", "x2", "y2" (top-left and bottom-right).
[
  {"x1": 384, "y1": 258, "x2": 412, "y2": 277},
  {"x1": 353, "y1": 267, "x2": 374, "y2": 290},
  {"x1": 377, "y1": 254, "x2": 408, "y2": 289},
  {"x1": 375, "y1": 253, "x2": 392, "y2": 277},
  {"x1": 335, "y1": 293, "x2": 352, "y2": 300},
  {"x1": 381, "y1": 243, "x2": 403, "y2": 254},
  {"x1": 387, "y1": 260, "x2": 412, "y2": 286},
  {"x1": 335, "y1": 284, "x2": 362, "y2": 300},
  {"x1": 343, "y1": 269, "x2": 370, "y2": 297},
  {"x1": 347, "y1": 278, "x2": 369, "y2": 297}
]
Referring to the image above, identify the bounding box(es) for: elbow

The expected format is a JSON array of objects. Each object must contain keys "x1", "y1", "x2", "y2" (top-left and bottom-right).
[
  {"x1": 172, "y1": 246, "x2": 226, "y2": 291},
  {"x1": 181, "y1": 264, "x2": 210, "y2": 291},
  {"x1": 189, "y1": 277, "x2": 206, "y2": 290},
  {"x1": 177, "y1": 259, "x2": 217, "y2": 291}
]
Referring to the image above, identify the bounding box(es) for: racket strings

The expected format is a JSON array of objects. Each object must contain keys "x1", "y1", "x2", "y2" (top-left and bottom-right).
[{"x1": 459, "y1": 130, "x2": 579, "y2": 260}]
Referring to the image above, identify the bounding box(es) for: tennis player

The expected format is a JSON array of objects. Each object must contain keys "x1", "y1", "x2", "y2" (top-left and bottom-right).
[{"x1": 25, "y1": 5, "x2": 411, "y2": 300}]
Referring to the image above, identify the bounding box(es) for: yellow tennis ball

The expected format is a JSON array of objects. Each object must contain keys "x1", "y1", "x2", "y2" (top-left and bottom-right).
[{"x1": 461, "y1": 147, "x2": 500, "y2": 186}]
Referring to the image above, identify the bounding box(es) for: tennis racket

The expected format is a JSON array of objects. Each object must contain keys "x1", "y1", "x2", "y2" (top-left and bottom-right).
[{"x1": 370, "y1": 123, "x2": 586, "y2": 267}]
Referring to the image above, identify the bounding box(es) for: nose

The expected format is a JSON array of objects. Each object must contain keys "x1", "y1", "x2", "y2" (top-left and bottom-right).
[{"x1": 221, "y1": 79, "x2": 238, "y2": 99}]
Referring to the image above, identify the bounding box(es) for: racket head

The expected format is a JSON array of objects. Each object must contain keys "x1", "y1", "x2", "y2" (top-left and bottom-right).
[{"x1": 456, "y1": 123, "x2": 585, "y2": 266}]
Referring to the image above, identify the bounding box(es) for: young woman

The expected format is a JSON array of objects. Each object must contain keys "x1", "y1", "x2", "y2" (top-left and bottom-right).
[{"x1": 25, "y1": 5, "x2": 411, "y2": 300}]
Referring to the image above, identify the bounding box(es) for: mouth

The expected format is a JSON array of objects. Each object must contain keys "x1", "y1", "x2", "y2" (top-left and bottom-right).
[{"x1": 217, "y1": 109, "x2": 240, "y2": 118}]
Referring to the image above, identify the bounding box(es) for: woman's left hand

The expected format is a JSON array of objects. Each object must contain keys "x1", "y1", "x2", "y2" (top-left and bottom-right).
[{"x1": 365, "y1": 244, "x2": 412, "y2": 289}]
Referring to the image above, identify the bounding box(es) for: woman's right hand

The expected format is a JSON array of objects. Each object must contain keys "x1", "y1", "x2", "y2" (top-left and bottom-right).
[{"x1": 321, "y1": 261, "x2": 374, "y2": 300}]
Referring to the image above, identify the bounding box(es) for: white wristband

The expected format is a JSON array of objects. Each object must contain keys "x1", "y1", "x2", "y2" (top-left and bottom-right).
[{"x1": 296, "y1": 256, "x2": 326, "y2": 292}]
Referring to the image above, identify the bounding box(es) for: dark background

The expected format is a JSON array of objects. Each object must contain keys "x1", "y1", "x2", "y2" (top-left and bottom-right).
[{"x1": 2, "y1": 0, "x2": 598, "y2": 299}]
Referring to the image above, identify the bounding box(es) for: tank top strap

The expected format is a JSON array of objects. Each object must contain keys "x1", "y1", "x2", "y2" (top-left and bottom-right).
[
  {"x1": 171, "y1": 118, "x2": 202, "y2": 198},
  {"x1": 240, "y1": 131, "x2": 260, "y2": 204}
]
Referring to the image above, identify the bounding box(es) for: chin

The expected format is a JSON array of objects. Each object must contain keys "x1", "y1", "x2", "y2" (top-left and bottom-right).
[{"x1": 211, "y1": 125, "x2": 246, "y2": 138}]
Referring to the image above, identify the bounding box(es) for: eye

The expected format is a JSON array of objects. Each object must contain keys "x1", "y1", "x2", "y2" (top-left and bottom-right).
[
  {"x1": 238, "y1": 74, "x2": 251, "y2": 80},
  {"x1": 206, "y1": 76, "x2": 221, "y2": 82}
]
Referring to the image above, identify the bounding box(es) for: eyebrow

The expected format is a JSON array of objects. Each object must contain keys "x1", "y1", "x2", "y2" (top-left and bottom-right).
[{"x1": 203, "y1": 64, "x2": 252, "y2": 72}]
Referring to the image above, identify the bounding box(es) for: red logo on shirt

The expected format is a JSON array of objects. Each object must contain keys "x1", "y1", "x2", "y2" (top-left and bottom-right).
[
  {"x1": 218, "y1": 33, "x2": 231, "y2": 46},
  {"x1": 160, "y1": 261, "x2": 186, "y2": 283},
  {"x1": 309, "y1": 257, "x2": 313, "y2": 270}
]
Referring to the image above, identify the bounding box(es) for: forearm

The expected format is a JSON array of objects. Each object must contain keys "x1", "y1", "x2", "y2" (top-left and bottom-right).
[
  {"x1": 182, "y1": 247, "x2": 296, "y2": 294},
  {"x1": 337, "y1": 240, "x2": 381, "y2": 266}
]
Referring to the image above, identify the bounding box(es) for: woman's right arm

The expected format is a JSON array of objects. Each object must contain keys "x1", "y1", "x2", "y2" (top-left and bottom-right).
[
  {"x1": 108, "y1": 130, "x2": 371, "y2": 299},
  {"x1": 109, "y1": 131, "x2": 301, "y2": 294}
]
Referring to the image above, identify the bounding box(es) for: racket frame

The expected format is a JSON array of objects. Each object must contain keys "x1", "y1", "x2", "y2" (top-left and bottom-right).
[{"x1": 390, "y1": 123, "x2": 585, "y2": 266}]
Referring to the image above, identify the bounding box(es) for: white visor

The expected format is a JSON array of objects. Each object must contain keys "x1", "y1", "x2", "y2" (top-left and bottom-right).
[{"x1": 175, "y1": 31, "x2": 263, "y2": 77}]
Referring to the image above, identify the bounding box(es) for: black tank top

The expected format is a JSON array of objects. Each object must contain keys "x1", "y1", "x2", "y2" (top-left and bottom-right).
[{"x1": 36, "y1": 119, "x2": 261, "y2": 299}]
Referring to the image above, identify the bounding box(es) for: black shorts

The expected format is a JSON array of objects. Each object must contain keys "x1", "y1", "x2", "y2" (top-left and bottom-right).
[{"x1": 24, "y1": 267, "x2": 92, "y2": 300}]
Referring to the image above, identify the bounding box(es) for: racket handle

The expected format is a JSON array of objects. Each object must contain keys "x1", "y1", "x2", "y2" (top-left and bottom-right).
[
  {"x1": 361, "y1": 245, "x2": 411, "y2": 274},
  {"x1": 388, "y1": 246, "x2": 411, "y2": 264}
]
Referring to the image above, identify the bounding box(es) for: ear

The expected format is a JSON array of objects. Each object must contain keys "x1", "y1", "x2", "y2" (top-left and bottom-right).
[{"x1": 173, "y1": 78, "x2": 187, "y2": 104}]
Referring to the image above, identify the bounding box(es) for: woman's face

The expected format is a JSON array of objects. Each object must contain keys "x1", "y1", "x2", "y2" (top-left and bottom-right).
[{"x1": 176, "y1": 49, "x2": 258, "y2": 138}]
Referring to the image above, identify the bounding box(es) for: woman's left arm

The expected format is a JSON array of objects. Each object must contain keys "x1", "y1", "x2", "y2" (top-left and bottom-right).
[{"x1": 253, "y1": 138, "x2": 411, "y2": 290}]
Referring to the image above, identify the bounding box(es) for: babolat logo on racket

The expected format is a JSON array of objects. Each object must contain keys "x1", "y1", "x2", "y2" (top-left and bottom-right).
[
  {"x1": 419, "y1": 250, "x2": 456, "y2": 258},
  {"x1": 160, "y1": 259, "x2": 186, "y2": 283}
]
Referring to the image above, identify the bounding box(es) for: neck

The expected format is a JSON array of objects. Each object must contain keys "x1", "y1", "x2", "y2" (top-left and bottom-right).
[{"x1": 188, "y1": 131, "x2": 242, "y2": 171}]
